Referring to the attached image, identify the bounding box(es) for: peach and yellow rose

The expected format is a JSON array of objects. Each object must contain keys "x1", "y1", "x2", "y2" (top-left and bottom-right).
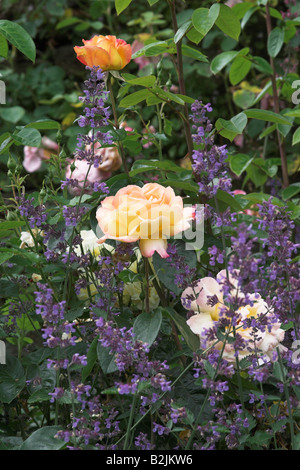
[
  {"x1": 181, "y1": 270, "x2": 286, "y2": 362},
  {"x1": 96, "y1": 183, "x2": 195, "y2": 258},
  {"x1": 74, "y1": 35, "x2": 132, "y2": 71}
]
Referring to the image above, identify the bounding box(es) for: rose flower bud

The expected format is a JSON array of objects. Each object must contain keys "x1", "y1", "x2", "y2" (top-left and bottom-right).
[{"x1": 74, "y1": 35, "x2": 132, "y2": 71}]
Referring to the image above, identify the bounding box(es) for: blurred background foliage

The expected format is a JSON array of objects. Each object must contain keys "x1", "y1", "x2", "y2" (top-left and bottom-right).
[{"x1": 0, "y1": 0, "x2": 299, "y2": 194}]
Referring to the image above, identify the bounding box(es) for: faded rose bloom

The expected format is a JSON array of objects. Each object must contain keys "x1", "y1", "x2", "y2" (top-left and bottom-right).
[
  {"x1": 20, "y1": 228, "x2": 43, "y2": 248},
  {"x1": 131, "y1": 34, "x2": 159, "y2": 70},
  {"x1": 74, "y1": 35, "x2": 131, "y2": 71},
  {"x1": 23, "y1": 137, "x2": 59, "y2": 173},
  {"x1": 181, "y1": 270, "x2": 286, "y2": 363},
  {"x1": 65, "y1": 159, "x2": 111, "y2": 196}
]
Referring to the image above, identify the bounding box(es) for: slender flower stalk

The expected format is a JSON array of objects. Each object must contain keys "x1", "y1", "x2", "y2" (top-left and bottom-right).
[{"x1": 265, "y1": 3, "x2": 289, "y2": 188}]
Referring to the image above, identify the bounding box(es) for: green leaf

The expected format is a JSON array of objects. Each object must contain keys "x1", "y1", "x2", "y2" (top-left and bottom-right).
[
  {"x1": 0, "y1": 33, "x2": 8, "y2": 58},
  {"x1": 267, "y1": 27, "x2": 284, "y2": 58},
  {"x1": 13, "y1": 128, "x2": 42, "y2": 147},
  {"x1": 215, "y1": 189, "x2": 243, "y2": 212},
  {"x1": 252, "y1": 56, "x2": 273, "y2": 75},
  {"x1": 19, "y1": 427, "x2": 65, "y2": 450},
  {"x1": 282, "y1": 183, "x2": 300, "y2": 201},
  {"x1": 133, "y1": 309, "x2": 162, "y2": 347},
  {"x1": 27, "y1": 389, "x2": 52, "y2": 404},
  {"x1": 292, "y1": 127, "x2": 300, "y2": 145},
  {"x1": 56, "y1": 17, "x2": 82, "y2": 29},
  {"x1": 174, "y1": 20, "x2": 192, "y2": 44},
  {"x1": 229, "y1": 153, "x2": 254, "y2": 176},
  {"x1": 215, "y1": 4, "x2": 241, "y2": 41},
  {"x1": 0, "y1": 355, "x2": 26, "y2": 403},
  {"x1": 181, "y1": 45, "x2": 208, "y2": 63},
  {"x1": 0, "y1": 20, "x2": 36, "y2": 62},
  {"x1": 115, "y1": 0, "x2": 132, "y2": 15},
  {"x1": 97, "y1": 343, "x2": 118, "y2": 374},
  {"x1": 82, "y1": 337, "x2": 98, "y2": 383},
  {"x1": 158, "y1": 178, "x2": 199, "y2": 194},
  {"x1": 246, "y1": 160, "x2": 268, "y2": 188},
  {"x1": 132, "y1": 41, "x2": 168, "y2": 59},
  {"x1": 123, "y1": 75, "x2": 157, "y2": 87},
  {"x1": 0, "y1": 106, "x2": 25, "y2": 124},
  {"x1": 118, "y1": 269, "x2": 143, "y2": 283},
  {"x1": 119, "y1": 89, "x2": 152, "y2": 107},
  {"x1": 215, "y1": 112, "x2": 247, "y2": 141},
  {"x1": 210, "y1": 50, "x2": 239, "y2": 74},
  {"x1": 163, "y1": 307, "x2": 199, "y2": 352},
  {"x1": 229, "y1": 55, "x2": 252, "y2": 85},
  {"x1": 244, "y1": 109, "x2": 292, "y2": 125},
  {"x1": 129, "y1": 159, "x2": 183, "y2": 177},
  {"x1": 25, "y1": 120, "x2": 61, "y2": 130},
  {"x1": 186, "y1": 27, "x2": 203, "y2": 44},
  {"x1": 152, "y1": 240, "x2": 197, "y2": 296},
  {"x1": 192, "y1": 4, "x2": 220, "y2": 36},
  {"x1": 0, "y1": 220, "x2": 25, "y2": 230}
]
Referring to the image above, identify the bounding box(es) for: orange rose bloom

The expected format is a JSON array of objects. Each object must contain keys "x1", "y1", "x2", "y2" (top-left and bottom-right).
[
  {"x1": 74, "y1": 35, "x2": 132, "y2": 71},
  {"x1": 96, "y1": 183, "x2": 195, "y2": 258}
]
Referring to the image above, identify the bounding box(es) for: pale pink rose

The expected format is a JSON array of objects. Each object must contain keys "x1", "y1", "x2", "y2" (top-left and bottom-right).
[
  {"x1": 84, "y1": 123, "x2": 133, "y2": 172},
  {"x1": 65, "y1": 159, "x2": 111, "y2": 196},
  {"x1": 225, "y1": 0, "x2": 242, "y2": 7},
  {"x1": 142, "y1": 125, "x2": 156, "y2": 149},
  {"x1": 96, "y1": 183, "x2": 195, "y2": 258},
  {"x1": 131, "y1": 36, "x2": 159, "y2": 70},
  {"x1": 182, "y1": 270, "x2": 286, "y2": 363},
  {"x1": 233, "y1": 134, "x2": 244, "y2": 148},
  {"x1": 23, "y1": 137, "x2": 59, "y2": 173}
]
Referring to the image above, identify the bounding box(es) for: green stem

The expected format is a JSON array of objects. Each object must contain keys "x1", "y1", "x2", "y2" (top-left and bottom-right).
[
  {"x1": 144, "y1": 257, "x2": 150, "y2": 313},
  {"x1": 123, "y1": 392, "x2": 139, "y2": 450},
  {"x1": 277, "y1": 347, "x2": 295, "y2": 449},
  {"x1": 168, "y1": 0, "x2": 194, "y2": 162},
  {"x1": 265, "y1": 3, "x2": 289, "y2": 188},
  {"x1": 107, "y1": 75, "x2": 129, "y2": 176}
]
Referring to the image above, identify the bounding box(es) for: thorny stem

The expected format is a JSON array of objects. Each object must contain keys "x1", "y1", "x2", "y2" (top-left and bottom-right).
[{"x1": 265, "y1": 3, "x2": 289, "y2": 188}]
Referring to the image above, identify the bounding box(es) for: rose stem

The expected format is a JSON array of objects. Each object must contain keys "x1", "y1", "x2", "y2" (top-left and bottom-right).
[
  {"x1": 107, "y1": 75, "x2": 129, "y2": 176},
  {"x1": 168, "y1": 0, "x2": 194, "y2": 163},
  {"x1": 265, "y1": 3, "x2": 289, "y2": 188}
]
